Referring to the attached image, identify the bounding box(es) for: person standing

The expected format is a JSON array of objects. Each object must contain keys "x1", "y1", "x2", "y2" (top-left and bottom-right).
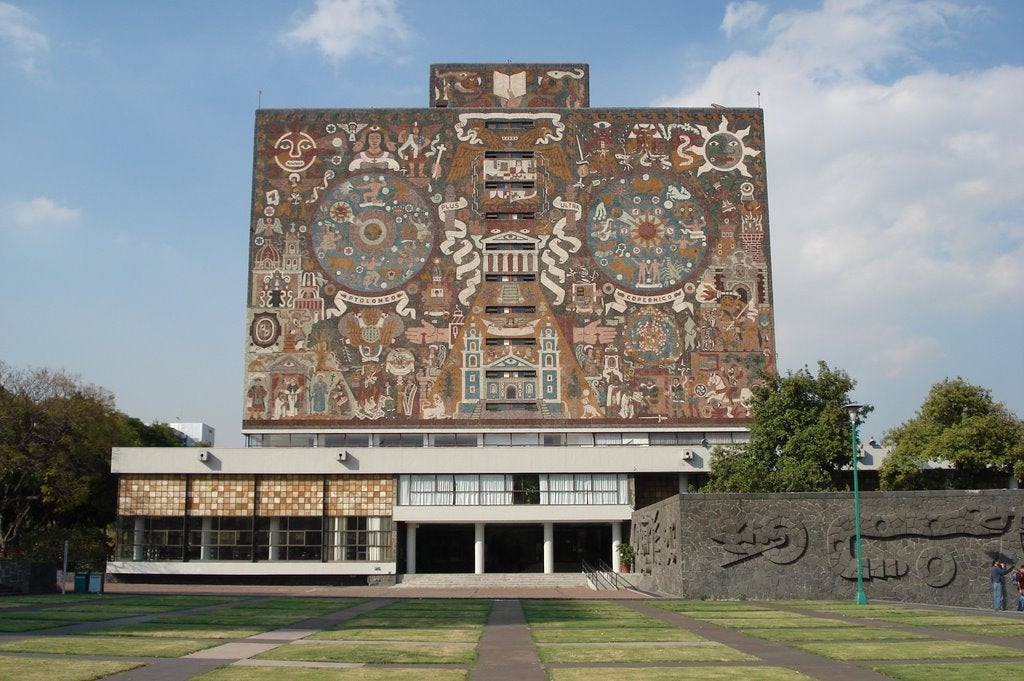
[
  {"x1": 1014, "y1": 565, "x2": 1024, "y2": 612},
  {"x1": 990, "y1": 559, "x2": 1012, "y2": 610}
]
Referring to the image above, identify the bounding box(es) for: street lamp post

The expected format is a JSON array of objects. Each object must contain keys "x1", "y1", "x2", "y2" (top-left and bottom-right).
[{"x1": 844, "y1": 402, "x2": 869, "y2": 605}]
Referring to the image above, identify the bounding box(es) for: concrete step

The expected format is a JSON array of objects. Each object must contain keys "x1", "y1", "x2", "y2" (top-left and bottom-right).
[{"x1": 394, "y1": 572, "x2": 589, "y2": 589}]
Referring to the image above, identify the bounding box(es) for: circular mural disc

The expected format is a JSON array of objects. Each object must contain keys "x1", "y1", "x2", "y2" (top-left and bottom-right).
[
  {"x1": 310, "y1": 174, "x2": 435, "y2": 294},
  {"x1": 586, "y1": 172, "x2": 709, "y2": 293}
]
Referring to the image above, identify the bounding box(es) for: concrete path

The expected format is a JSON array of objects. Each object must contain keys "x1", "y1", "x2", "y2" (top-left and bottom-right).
[{"x1": 471, "y1": 599, "x2": 545, "y2": 681}]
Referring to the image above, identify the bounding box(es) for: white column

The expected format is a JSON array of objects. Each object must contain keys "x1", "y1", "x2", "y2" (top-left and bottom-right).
[
  {"x1": 679, "y1": 473, "x2": 690, "y2": 494},
  {"x1": 474, "y1": 523, "x2": 485, "y2": 574},
  {"x1": 133, "y1": 517, "x2": 145, "y2": 561},
  {"x1": 543, "y1": 523, "x2": 554, "y2": 574},
  {"x1": 612, "y1": 521, "x2": 622, "y2": 572},
  {"x1": 406, "y1": 523, "x2": 417, "y2": 574},
  {"x1": 268, "y1": 517, "x2": 280, "y2": 560},
  {"x1": 200, "y1": 517, "x2": 213, "y2": 560}
]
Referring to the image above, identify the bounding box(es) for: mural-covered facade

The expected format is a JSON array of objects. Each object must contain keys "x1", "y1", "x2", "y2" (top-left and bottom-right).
[
  {"x1": 109, "y1": 64, "x2": 777, "y2": 581},
  {"x1": 244, "y1": 63, "x2": 775, "y2": 433}
]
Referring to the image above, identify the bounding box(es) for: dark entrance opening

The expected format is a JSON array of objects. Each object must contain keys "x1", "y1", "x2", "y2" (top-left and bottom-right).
[
  {"x1": 554, "y1": 524, "x2": 611, "y2": 571},
  {"x1": 484, "y1": 524, "x2": 543, "y2": 573},
  {"x1": 415, "y1": 524, "x2": 474, "y2": 573}
]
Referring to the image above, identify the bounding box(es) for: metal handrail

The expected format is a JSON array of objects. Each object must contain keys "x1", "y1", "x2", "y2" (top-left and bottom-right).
[{"x1": 581, "y1": 558, "x2": 621, "y2": 591}]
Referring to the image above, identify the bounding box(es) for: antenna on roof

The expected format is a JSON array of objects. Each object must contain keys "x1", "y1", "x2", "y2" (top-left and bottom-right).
[
  {"x1": 258, "y1": 89, "x2": 262, "y2": 109},
  {"x1": 756, "y1": 90, "x2": 761, "y2": 107}
]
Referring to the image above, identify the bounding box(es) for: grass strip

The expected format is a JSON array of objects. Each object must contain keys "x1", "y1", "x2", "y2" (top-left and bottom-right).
[
  {"x1": 549, "y1": 668, "x2": 814, "y2": 681},
  {"x1": 693, "y1": 616, "x2": 861, "y2": 629},
  {"x1": 531, "y1": 626, "x2": 703, "y2": 643},
  {"x1": 196, "y1": 667, "x2": 469, "y2": 681},
  {"x1": 537, "y1": 642, "x2": 758, "y2": 663},
  {"x1": 656, "y1": 601, "x2": 775, "y2": 612},
  {"x1": 0, "y1": 619, "x2": 79, "y2": 632},
  {"x1": 0, "y1": 655, "x2": 142, "y2": 681},
  {"x1": 153, "y1": 613, "x2": 308, "y2": 627},
  {"x1": 256, "y1": 641, "x2": 476, "y2": 664},
  {"x1": 664, "y1": 609, "x2": 809, "y2": 619},
  {"x1": 871, "y1": 661, "x2": 1024, "y2": 681},
  {"x1": 312, "y1": 627, "x2": 482, "y2": 642},
  {"x1": 232, "y1": 597, "x2": 368, "y2": 614},
  {"x1": 0, "y1": 635, "x2": 217, "y2": 657},
  {"x1": 86, "y1": 623, "x2": 265, "y2": 639},
  {"x1": 742, "y1": 626, "x2": 930, "y2": 642},
  {"x1": 794, "y1": 640, "x2": 1024, "y2": 661}
]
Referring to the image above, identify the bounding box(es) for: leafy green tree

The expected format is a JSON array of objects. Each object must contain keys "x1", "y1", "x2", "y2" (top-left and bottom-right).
[
  {"x1": 703, "y1": 361, "x2": 865, "y2": 492},
  {"x1": 880, "y1": 378, "x2": 1024, "y2": 490},
  {"x1": 0, "y1": 362, "x2": 186, "y2": 561}
]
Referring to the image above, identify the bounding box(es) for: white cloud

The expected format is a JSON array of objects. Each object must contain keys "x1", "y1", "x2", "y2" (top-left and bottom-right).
[
  {"x1": 660, "y1": 0, "x2": 1024, "y2": 428},
  {"x1": 0, "y1": 2, "x2": 47, "y2": 73},
  {"x1": 868, "y1": 333, "x2": 940, "y2": 379},
  {"x1": 722, "y1": 2, "x2": 766, "y2": 38},
  {"x1": 281, "y1": 0, "x2": 412, "y2": 62},
  {"x1": 8, "y1": 196, "x2": 80, "y2": 227}
]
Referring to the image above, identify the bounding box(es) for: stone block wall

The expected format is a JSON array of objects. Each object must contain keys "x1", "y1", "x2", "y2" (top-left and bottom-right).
[
  {"x1": 632, "y1": 490, "x2": 1023, "y2": 607},
  {"x1": 0, "y1": 560, "x2": 57, "y2": 594}
]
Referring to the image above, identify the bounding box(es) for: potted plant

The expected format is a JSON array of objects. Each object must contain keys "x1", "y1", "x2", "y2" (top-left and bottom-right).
[{"x1": 617, "y1": 543, "x2": 635, "y2": 573}]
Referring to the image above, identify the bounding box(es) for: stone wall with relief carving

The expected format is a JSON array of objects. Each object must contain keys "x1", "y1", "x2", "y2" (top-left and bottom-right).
[{"x1": 632, "y1": 489, "x2": 1023, "y2": 607}]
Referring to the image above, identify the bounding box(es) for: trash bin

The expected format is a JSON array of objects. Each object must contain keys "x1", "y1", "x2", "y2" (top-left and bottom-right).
[
  {"x1": 73, "y1": 572, "x2": 89, "y2": 593},
  {"x1": 87, "y1": 572, "x2": 104, "y2": 594}
]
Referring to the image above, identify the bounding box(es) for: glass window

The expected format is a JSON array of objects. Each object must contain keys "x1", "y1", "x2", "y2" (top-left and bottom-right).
[
  {"x1": 377, "y1": 433, "x2": 424, "y2": 447},
  {"x1": 116, "y1": 516, "x2": 185, "y2": 561},
  {"x1": 326, "y1": 516, "x2": 393, "y2": 561},
  {"x1": 432, "y1": 433, "x2": 478, "y2": 447},
  {"x1": 513, "y1": 474, "x2": 540, "y2": 505},
  {"x1": 255, "y1": 517, "x2": 322, "y2": 561},
  {"x1": 323, "y1": 433, "x2": 370, "y2": 447},
  {"x1": 594, "y1": 433, "x2": 622, "y2": 446},
  {"x1": 407, "y1": 474, "x2": 454, "y2": 505},
  {"x1": 188, "y1": 517, "x2": 252, "y2": 561}
]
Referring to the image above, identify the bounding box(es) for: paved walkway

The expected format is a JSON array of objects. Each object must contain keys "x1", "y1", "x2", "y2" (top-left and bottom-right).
[{"x1": 3, "y1": 584, "x2": 1024, "y2": 680}]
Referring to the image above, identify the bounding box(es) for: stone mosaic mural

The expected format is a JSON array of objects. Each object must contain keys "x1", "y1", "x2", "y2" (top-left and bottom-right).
[{"x1": 244, "y1": 64, "x2": 774, "y2": 429}]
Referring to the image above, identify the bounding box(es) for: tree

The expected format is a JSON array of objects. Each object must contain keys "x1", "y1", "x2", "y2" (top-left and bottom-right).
[
  {"x1": 0, "y1": 362, "x2": 186, "y2": 561},
  {"x1": 703, "y1": 361, "x2": 865, "y2": 492},
  {"x1": 880, "y1": 378, "x2": 1024, "y2": 490}
]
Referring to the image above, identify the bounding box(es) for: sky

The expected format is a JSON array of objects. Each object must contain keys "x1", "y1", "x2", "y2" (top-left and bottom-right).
[{"x1": 1, "y1": 0, "x2": 1021, "y2": 447}]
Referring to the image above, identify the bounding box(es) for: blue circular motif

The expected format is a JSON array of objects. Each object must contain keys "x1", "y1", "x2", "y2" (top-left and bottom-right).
[{"x1": 310, "y1": 174, "x2": 434, "y2": 294}]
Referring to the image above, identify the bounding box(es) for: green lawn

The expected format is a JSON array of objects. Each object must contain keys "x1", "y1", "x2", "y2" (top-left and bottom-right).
[
  {"x1": 794, "y1": 639, "x2": 1024, "y2": 661},
  {"x1": 312, "y1": 626, "x2": 482, "y2": 642},
  {"x1": 548, "y1": 669, "x2": 815, "y2": 681},
  {"x1": 537, "y1": 642, "x2": 759, "y2": 663},
  {"x1": 87, "y1": 622, "x2": 266, "y2": 638},
  {"x1": 872, "y1": 662, "x2": 1024, "y2": 681},
  {"x1": 231, "y1": 596, "x2": 368, "y2": 614},
  {"x1": 196, "y1": 668, "x2": 469, "y2": 681},
  {"x1": 531, "y1": 625, "x2": 703, "y2": 643},
  {"x1": 255, "y1": 641, "x2": 477, "y2": 664},
  {"x1": 0, "y1": 655, "x2": 142, "y2": 681},
  {"x1": 0, "y1": 634, "x2": 218, "y2": 657},
  {"x1": 742, "y1": 626, "x2": 930, "y2": 642}
]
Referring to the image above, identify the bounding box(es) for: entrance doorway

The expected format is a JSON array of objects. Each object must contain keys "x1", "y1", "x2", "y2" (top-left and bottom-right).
[
  {"x1": 484, "y1": 524, "x2": 543, "y2": 573},
  {"x1": 415, "y1": 524, "x2": 474, "y2": 573},
  {"x1": 554, "y1": 524, "x2": 612, "y2": 571}
]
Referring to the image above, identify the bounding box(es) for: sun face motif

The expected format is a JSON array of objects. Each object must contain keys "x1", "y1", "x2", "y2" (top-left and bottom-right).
[
  {"x1": 693, "y1": 116, "x2": 761, "y2": 177},
  {"x1": 627, "y1": 209, "x2": 667, "y2": 249}
]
